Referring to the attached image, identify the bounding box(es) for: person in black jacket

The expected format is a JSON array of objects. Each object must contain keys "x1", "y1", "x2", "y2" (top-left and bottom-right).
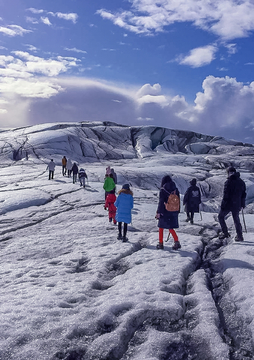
[
  {"x1": 183, "y1": 178, "x2": 201, "y2": 224},
  {"x1": 71, "y1": 162, "x2": 79, "y2": 184},
  {"x1": 218, "y1": 167, "x2": 246, "y2": 241},
  {"x1": 155, "y1": 175, "x2": 181, "y2": 250}
]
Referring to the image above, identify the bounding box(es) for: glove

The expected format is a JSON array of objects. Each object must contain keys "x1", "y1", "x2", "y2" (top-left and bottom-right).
[{"x1": 104, "y1": 206, "x2": 107, "y2": 210}]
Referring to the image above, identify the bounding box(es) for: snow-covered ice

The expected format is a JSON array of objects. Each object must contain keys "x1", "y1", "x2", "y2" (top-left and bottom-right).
[{"x1": 0, "y1": 122, "x2": 254, "y2": 359}]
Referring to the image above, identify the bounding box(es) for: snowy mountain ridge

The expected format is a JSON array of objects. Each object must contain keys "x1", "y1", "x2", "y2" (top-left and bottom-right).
[{"x1": 1, "y1": 121, "x2": 253, "y2": 164}]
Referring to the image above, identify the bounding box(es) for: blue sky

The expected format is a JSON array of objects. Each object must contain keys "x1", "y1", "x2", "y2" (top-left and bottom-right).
[{"x1": 1, "y1": 0, "x2": 254, "y2": 142}]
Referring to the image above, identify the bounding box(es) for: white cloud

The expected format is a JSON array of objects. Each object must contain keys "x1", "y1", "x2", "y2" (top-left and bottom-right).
[
  {"x1": 11, "y1": 51, "x2": 78, "y2": 77},
  {"x1": 26, "y1": 8, "x2": 78, "y2": 24},
  {"x1": 24, "y1": 44, "x2": 39, "y2": 52},
  {"x1": 136, "y1": 83, "x2": 161, "y2": 97},
  {"x1": 0, "y1": 78, "x2": 63, "y2": 98},
  {"x1": 0, "y1": 76, "x2": 254, "y2": 142},
  {"x1": 64, "y1": 47, "x2": 87, "y2": 54},
  {"x1": 26, "y1": 8, "x2": 44, "y2": 14},
  {"x1": 41, "y1": 17, "x2": 52, "y2": 26},
  {"x1": 137, "y1": 94, "x2": 169, "y2": 107},
  {"x1": 0, "y1": 55, "x2": 14, "y2": 66},
  {"x1": 184, "y1": 75, "x2": 254, "y2": 139},
  {"x1": 137, "y1": 116, "x2": 153, "y2": 122},
  {"x1": 97, "y1": 1, "x2": 254, "y2": 41},
  {"x1": 0, "y1": 52, "x2": 79, "y2": 102},
  {"x1": 178, "y1": 45, "x2": 218, "y2": 67},
  {"x1": 48, "y1": 12, "x2": 78, "y2": 23},
  {"x1": 26, "y1": 16, "x2": 39, "y2": 24},
  {"x1": 224, "y1": 43, "x2": 237, "y2": 55},
  {"x1": 0, "y1": 25, "x2": 31, "y2": 37},
  {"x1": 102, "y1": 48, "x2": 116, "y2": 51}
]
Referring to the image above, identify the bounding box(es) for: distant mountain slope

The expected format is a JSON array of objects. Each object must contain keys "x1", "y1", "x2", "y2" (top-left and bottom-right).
[{"x1": 0, "y1": 121, "x2": 253, "y2": 164}]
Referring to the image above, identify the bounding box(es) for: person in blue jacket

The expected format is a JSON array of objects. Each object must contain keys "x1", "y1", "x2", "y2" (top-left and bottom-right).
[{"x1": 114, "y1": 184, "x2": 133, "y2": 242}]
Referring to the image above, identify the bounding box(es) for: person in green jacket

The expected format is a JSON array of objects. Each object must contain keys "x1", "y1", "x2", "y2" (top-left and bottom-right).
[{"x1": 103, "y1": 174, "x2": 116, "y2": 200}]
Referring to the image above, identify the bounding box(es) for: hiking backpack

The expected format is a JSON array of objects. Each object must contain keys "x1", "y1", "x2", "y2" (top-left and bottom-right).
[{"x1": 164, "y1": 190, "x2": 180, "y2": 212}]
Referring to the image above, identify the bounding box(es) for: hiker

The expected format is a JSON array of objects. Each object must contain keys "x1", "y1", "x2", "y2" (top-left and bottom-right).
[
  {"x1": 218, "y1": 167, "x2": 246, "y2": 241},
  {"x1": 183, "y1": 178, "x2": 201, "y2": 224},
  {"x1": 105, "y1": 192, "x2": 117, "y2": 224},
  {"x1": 72, "y1": 162, "x2": 79, "y2": 184},
  {"x1": 62, "y1": 156, "x2": 67, "y2": 176},
  {"x1": 115, "y1": 184, "x2": 133, "y2": 242},
  {"x1": 111, "y1": 168, "x2": 117, "y2": 184},
  {"x1": 78, "y1": 168, "x2": 88, "y2": 187},
  {"x1": 66, "y1": 159, "x2": 73, "y2": 177},
  {"x1": 105, "y1": 166, "x2": 111, "y2": 176},
  {"x1": 103, "y1": 174, "x2": 116, "y2": 200},
  {"x1": 155, "y1": 175, "x2": 181, "y2": 250},
  {"x1": 47, "y1": 159, "x2": 55, "y2": 180}
]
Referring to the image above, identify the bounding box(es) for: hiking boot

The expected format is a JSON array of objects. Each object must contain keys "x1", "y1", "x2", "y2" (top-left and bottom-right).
[
  {"x1": 235, "y1": 234, "x2": 244, "y2": 242},
  {"x1": 109, "y1": 218, "x2": 112, "y2": 223},
  {"x1": 185, "y1": 218, "x2": 190, "y2": 222},
  {"x1": 218, "y1": 232, "x2": 230, "y2": 240},
  {"x1": 122, "y1": 236, "x2": 128, "y2": 242},
  {"x1": 117, "y1": 234, "x2": 122, "y2": 240},
  {"x1": 172, "y1": 241, "x2": 181, "y2": 250},
  {"x1": 156, "y1": 243, "x2": 164, "y2": 250},
  {"x1": 190, "y1": 219, "x2": 193, "y2": 224}
]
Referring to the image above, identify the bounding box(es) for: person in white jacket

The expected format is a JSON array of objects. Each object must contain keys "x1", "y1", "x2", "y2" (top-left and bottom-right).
[
  {"x1": 66, "y1": 159, "x2": 73, "y2": 178},
  {"x1": 47, "y1": 159, "x2": 55, "y2": 180}
]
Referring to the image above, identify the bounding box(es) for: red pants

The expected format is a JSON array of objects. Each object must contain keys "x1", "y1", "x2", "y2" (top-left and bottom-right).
[{"x1": 159, "y1": 228, "x2": 178, "y2": 243}]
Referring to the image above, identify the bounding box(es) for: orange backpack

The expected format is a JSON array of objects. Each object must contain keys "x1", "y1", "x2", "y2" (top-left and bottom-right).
[{"x1": 164, "y1": 190, "x2": 180, "y2": 212}]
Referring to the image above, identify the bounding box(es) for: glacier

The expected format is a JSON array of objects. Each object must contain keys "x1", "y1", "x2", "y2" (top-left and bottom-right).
[{"x1": 0, "y1": 121, "x2": 254, "y2": 360}]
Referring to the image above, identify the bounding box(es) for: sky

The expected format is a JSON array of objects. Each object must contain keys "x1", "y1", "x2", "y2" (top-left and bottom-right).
[{"x1": 1, "y1": 0, "x2": 254, "y2": 142}]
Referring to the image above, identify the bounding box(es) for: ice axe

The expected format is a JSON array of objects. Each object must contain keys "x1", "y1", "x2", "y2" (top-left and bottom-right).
[
  {"x1": 165, "y1": 232, "x2": 170, "y2": 242},
  {"x1": 242, "y1": 208, "x2": 247, "y2": 233}
]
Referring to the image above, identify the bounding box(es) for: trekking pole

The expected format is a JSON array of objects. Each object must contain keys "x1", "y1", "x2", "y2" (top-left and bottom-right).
[
  {"x1": 200, "y1": 211, "x2": 202, "y2": 221},
  {"x1": 242, "y1": 208, "x2": 247, "y2": 233},
  {"x1": 165, "y1": 233, "x2": 170, "y2": 242}
]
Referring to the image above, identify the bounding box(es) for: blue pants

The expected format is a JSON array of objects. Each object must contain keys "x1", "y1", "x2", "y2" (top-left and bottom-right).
[
  {"x1": 218, "y1": 209, "x2": 242, "y2": 237},
  {"x1": 80, "y1": 177, "x2": 86, "y2": 187}
]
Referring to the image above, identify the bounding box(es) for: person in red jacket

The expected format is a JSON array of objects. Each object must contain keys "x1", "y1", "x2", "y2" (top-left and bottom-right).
[{"x1": 105, "y1": 192, "x2": 117, "y2": 224}]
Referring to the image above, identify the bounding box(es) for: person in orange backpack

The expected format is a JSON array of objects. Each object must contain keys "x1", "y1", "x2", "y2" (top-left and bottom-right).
[
  {"x1": 155, "y1": 175, "x2": 181, "y2": 250},
  {"x1": 105, "y1": 191, "x2": 117, "y2": 224}
]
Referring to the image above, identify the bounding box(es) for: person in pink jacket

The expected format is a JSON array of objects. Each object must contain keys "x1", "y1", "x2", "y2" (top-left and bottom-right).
[{"x1": 105, "y1": 193, "x2": 117, "y2": 224}]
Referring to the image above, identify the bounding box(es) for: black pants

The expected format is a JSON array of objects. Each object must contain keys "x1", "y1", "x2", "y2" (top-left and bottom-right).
[
  {"x1": 218, "y1": 209, "x2": 242, "y2": 237},
  {"x1": 118, "y1": 222, "x2": 127, "y2": 237},
  {"x1": 187, "y1": 211, "x2": 194, "y2": 221},
  {"x1": 49, "y1": 170, "x2": 54, "y2": 180},
  {"x1": 73, "y1": 173, "x2": 77, "y2": 183}
]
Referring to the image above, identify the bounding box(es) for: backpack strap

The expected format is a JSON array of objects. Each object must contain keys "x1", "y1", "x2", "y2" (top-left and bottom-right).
[{"x1": 162, "y1": 185, "x2": 177, "y2": 196}]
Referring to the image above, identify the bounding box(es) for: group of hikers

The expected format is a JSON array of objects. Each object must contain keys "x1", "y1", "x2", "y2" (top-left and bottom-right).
[
  {"x1": 103, "y1": 165, "x2": 246, "y2": 249},
  {"x1": 47, "y1": 157, "x2": 88, "y2": 187},
  {"x1": 103, "y1": 166, "x2": 134, "y2": 243},
  {"x1": 48, "y1": 158, "x2": 247, "y2": 250}
]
